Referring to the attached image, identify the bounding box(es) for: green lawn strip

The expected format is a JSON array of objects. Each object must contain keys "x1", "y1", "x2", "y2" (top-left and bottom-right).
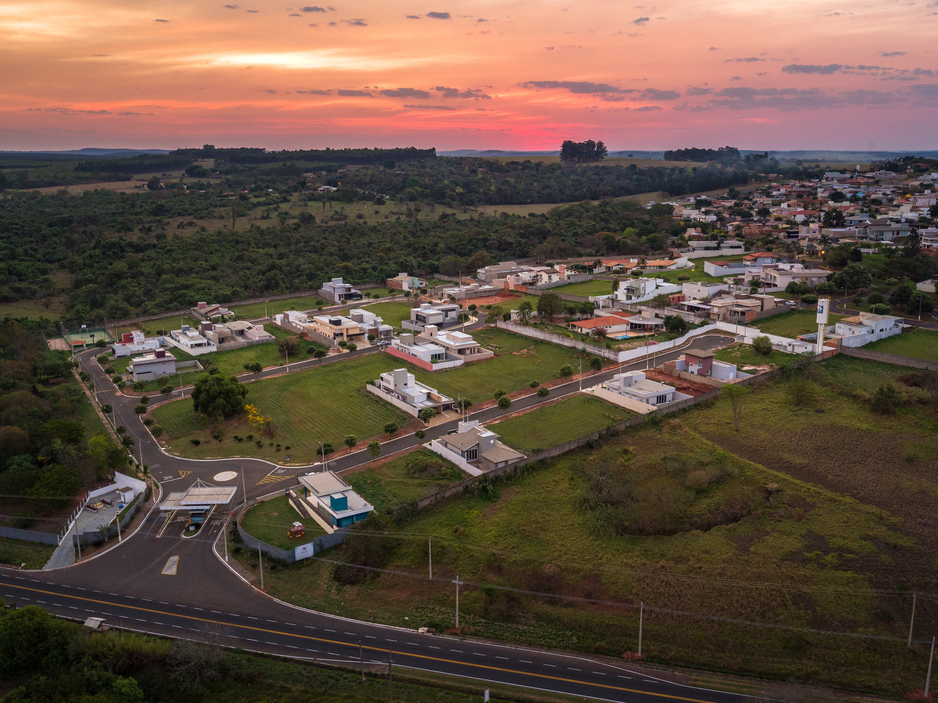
[
  {"x1": 344, "y1": 449, "x2": 469, "y2": 514},
  {"x1": 240, "y1": 495, "x2": 326, "y2": 550},
  {"x1": 410, "y1": 328, "x2": 593, "y2": 404},
  {"x1": 151, "y1": 353, "x2": 411, "y2": 462},
  {"x1": 812, "y1": 354, "x2": 914, "y2": 393},
  {"x1": 713, "y1": 343, "x2": 795, "y2": 369},
  {"x1": 362, "y1": 301, "x2": 415, "y2": 329},
  {"x1": 230, "y1": 295, "x2": 325, "y2": 319},
  {"x1": 488, "y1": 395, "x2": 633, "y2": 454},
  {"x1": 111, "y1": 314, "x2": 200, "y2": 337},
  {"x1": 0, "y1": 299, "x2": 65, "y2": 320},
  {"x1": 861, "y1": 327, "x2": 938, "y2": 362},
  {"x1": 753, "y1": 309, "x2": 846, "y2": 338},
  {"x1": 0, "y1": 536, "x2": 56, "y2": 569},
  {"x1": 550, "y1": 279, "x2": 618, "y2": 297}
]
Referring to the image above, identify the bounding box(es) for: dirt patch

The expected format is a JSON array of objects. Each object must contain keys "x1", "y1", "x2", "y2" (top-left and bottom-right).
[
  {"x1": 645, "y1": 369, "x2": 713, "y2": 396},
  {"x1": 456, "y1": 293, "x2": 524, "y2": 308}
]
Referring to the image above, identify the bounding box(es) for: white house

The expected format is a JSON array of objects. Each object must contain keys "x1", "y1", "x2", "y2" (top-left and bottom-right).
[
  {"x1": 419, "y1": 326, "x2": 492, "y2": 361},
  {"x1": 129, "y1": 349, "x2": 176, "y2": 381},
  {"x1": 296, "y1": 472, "x2": 373, "y2": 528},
  {"x1": 603, "y1": 371, "x2": 690, "y2": 406},
  {"x1": 319, "y1": 277, "x2": 363, "y2": 304},
  {"x1": 682, "y1": 281, "x2": 729, "y2": 300},
  {"x1": 833, "y1": 313, "x2": 903, "y2": 348},
  {"x1": 612, "y1": 278, "x2": 682, "y2": 305},
  {"x1": 111, "y1": 330, "x2": 161, "y2": 358},
  {"x1": 165, "y1": 325, "x2": 217, "y2": 355},
  {"x1": 368, "y1": 368, "x2": 454, "y2": 417},
  {"x1": 403, "y1": 303, "x2": 461, "y2": 332}
]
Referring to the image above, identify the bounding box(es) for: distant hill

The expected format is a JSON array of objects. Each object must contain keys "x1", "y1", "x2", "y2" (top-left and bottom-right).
[
  {"x1": 0, "y1": 148, "x2": 170, "y2": 160},
  {"x1": 439, "y1": 148, "x2": 938, "y2": 162}
]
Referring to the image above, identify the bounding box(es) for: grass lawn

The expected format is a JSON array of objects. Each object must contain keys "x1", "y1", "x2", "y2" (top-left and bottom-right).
[
  {"x1": 713, "y1": 343, "x2": 795, "y2": 369},
  {"x1": 362, "y1": 301, "x2": 415, "y2": 329},
  {"x1": 345, "y1": 449, "x2": 469, "y2": 514},
  {"x1": 238, "y1": 356, "x2": 936, "y2": 696},
  {"x1": 0, "y1": 298, "x2": 67, "y2": 321},
  {"x1": 654, "y1": 267, "x2": 722, "y2": 284},
  {"x1": 151, "y1": 353, "x2": 411, "y2": 462},
  {"x1": 482, "y1": 294, "x2": 542, "y2": 312},
  {"x1": 490, "y1": 395, "x2": 633, "y2": 454},
  {"x1": 240, "y1": 495, "x2": 326, "y2": 550},
  {"x1": 862, "y1": 328, "x2": 938, "y2": 362},
  {"x1": 230, "y1": 295, "x2": 325, "y2": 320},
  {"x1": 814, "y1": 354, "x2": 913, "y2": 393},
  {"x1": 412, "y1": 328, "x2": 593, "y2": 404},
  {"x1": 111, "y1": 314, "x2": 200, "y2": 338},
  {"x1": 550, "y1": 279, "x2": 617, "y2": 298},
  {"x1": 0, "y1": 537, "x2": 57, "y2": 569},
  {"x1": 754, "y1": 309, "x2": 845, "y2": 338}
]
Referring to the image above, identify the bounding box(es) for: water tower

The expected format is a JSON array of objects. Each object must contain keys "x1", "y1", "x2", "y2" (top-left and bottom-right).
[{"x1": 815, "y1": 298, "x2": 830, "y2": 355}]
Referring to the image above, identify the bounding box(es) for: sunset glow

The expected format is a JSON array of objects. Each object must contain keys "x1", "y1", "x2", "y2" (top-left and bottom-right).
[{"x1": 1, "y1": 0, "x2": 937, "y2": 150}]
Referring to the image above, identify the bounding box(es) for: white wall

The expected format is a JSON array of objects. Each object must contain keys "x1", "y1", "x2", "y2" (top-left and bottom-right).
[
  {"x1": 366, "y1": 384, "x2": 420, "y2": 417},
  {"x1": 427, "y1": 440, "x2": 483, "y2": 476}
]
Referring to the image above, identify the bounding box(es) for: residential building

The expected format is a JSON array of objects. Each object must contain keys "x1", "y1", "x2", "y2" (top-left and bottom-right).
[
  {"x1": 319, "y1": 277, "x2": 363, "y2": 304},
  {"x1": 920, "y1": 228, "x2": 938, "y2": 250},
  {"x1": 368, "y1": 368, "x2": 454, "y2": 417},
  {"x1": 419, "y1": 326, "x2": 492, "y2": 361},
  {"x1": 709, "y1": 294, "x2": 776, "y2": 323},
  {"x1": 389, "y1": 333, "x2": 449, "y2": 365},
  {"x1": 672, "y1": 348, "x2": 748, "y2": 381},
  {"x1": 833, "y1": 312, "x2": 902, "y2": 347},
  {"x1": 758, "y1": 265, "x2": 830, "y2": 289},
  {"x1": 477, "y1": 261, "x2": 530, "y2": 283},
  {"x1": 386, "y1": 272, "x2": 427, "y2": 292},
  {"x1": 403, "y1": 303, "x2": 461, "y2": 332},
  {"x1": 166, "y1": 325, "x2": 217, "y2": 355},
  {"x1": 273, "y1": 310, "x2": 313, "y2": 335},
  {"x1": 112, "y1": 330, "x2": 161, "y2": 358},
  {"x1": 129, "y1": 349, "x2": 176, "y2": 381},
  {"x1": 295, "y1": 472, "x2": 373, "y2": 528},
  {"x1": 444, "y1": 282, "x2": 501, "y2": 300},
  {"x1": 199, "y1": 320, "x2": 274, "y2": 346},
  {"x1": 682, "y1": 281, "x2": 730, "y2": 300},
  {"x1": 742, "y1": 252, "x2": 780, "y2": 266},
  {"x1": 612, "y1": 277, "x2": 682, "y2": 304},
  {"x1": 568, "y1": 313, "x2": 633, "y2": 337},
  {"x1": 191, "y1": 302, "x2": 233, "y2": 320},
  {"x1": 857, "y1": 220, "x2": 913, "y2": 242},
  {"x1": 603, "y1": 371, "x2": 680, "y2": 406},
  {"x1": 431, "y1": 420, "x2": 525, "y2": 473},
  {"x1": 309, "y1": 314, "x2": 366, "y2": 346},
  {"x1": 348, "y1": 309, "x2": 393, "y2": 342}
]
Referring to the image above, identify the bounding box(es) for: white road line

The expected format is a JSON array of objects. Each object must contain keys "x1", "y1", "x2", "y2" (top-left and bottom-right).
[
  {"x1": 473, "y1": 653, "x2": 486, "y2": 657},
  {"x1": 568, "y1": 667, "x2": 581, "y2": 672},
  {"x1": 544, "y1": 664, "x2": 556, "y2": 668},
  {"x1": 496, "y1": 656, "x2": 508, "y2": 660},
  {"x1": 520, "y1": 660, "x2": 532, "y2": 664}
]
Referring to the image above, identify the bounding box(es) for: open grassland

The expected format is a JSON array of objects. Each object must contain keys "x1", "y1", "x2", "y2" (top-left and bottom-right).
[
  {"x1": 474, "y1": 191, "x2": 664, "y2": 217},
  {"x1": 0, "y1": 536, "x2": 57, "y2": 570},
  {"x1": 862, "y1": 327, "x2": 938, "y2": 362},
  {"x1": 490, "y1": 395, "x2": 632, "y2": 454},
  {"x1": 362, "y1": 301, "x2": 414, "y2": 329},
  {"x1": 548, "y1": 279, "x2": 617, "y2": 297},
  {"x1": 240, "y1": 495, "x2": 326, "y2": 550},
  {"x1": 344, "y1": 449, "x2": 469, "y2": 514},
  {"x1": 230, "y1": 295, "x2": 325, "y2": 319},
  {"x1": 0, "y1": 298, "x2": 68, "y2": 321},
  {"x1": 410, "y1": 328, "x2": 592, "y2": 404},
  {"x1": 151, "y1": 353, "x2": 411, "y2": 462},
  {"x1": 754, "y1": 309, "x2": 846, "y2": 338},
  {"x1": 482, "y1": 155, "x2": 706, "y2": 169},
  {"x1": 111, "y1": 314, "x2": 200, "y2": 338},
  {"x1": 240, "y1": 354, "x2": 938, "y2": 696}
]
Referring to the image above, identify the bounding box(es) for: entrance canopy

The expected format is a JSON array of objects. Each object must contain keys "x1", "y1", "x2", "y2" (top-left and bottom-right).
[{"x1": 160, "y1": 479, "x2": 237, "y2": 512}]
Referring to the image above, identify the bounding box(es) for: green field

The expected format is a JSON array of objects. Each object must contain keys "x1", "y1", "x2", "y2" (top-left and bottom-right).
[
  {"x1": 152, "y1": 353, "x2": 410, "y2": 461},
  {"x1": 862, "y1": 327, "x2": 938, "y2": 362},
  {"x1": 0, "y1": 298, "x2": 67, "y2": 321},
  {"x1": 0, "y1": 536, "x2": 57, "y2": 569},
  {"x1": 240, "y1": 495, "x2": 326, "y2": 550},
  {"x1": 111, "y1": 314, "x2": 200, "y2": 338},
  {"x1": 549, "y1": 279, "x2": 617, "y2": 298},
  {"x1": 754, "y1": 309, "x2": 845, "y2": 338},
  {"x1": 713, "y1": 343, "x2": 795, "y2": 369},
  {"x1": 362, "y1": 301, "x2": 414, "y2": 330},
  {"x1": 236, "y1": 355, "x2": 937, "y2": 695},
  {"x1": 410, "y1": 328, "x2": 591, "y2": 404},
  {"x1": 345, "y1": 450, "x2": 469, "y2": 514},
  {"x1": 490, "y1": 395, "x2": 633, "y2": 454}
]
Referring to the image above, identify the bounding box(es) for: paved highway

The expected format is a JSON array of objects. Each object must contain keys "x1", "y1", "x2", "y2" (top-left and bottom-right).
[{"x1": 1, "y1": 328, "x2": 745, "y2": 703}]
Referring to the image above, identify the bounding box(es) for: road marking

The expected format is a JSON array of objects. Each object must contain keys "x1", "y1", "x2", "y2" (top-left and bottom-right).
[
  {"x1": 5, "y1": 581, "x2": 727, "y2": 703},
  {"x1": 257, "y1": 474, "x2": 293, "y2": 485},
  {"x1": 544, "y1": 664, "x2": 556, "y2": 668},
  {"x1": 520, "y1": 660, "x2": 532, "y2": 664},
  {"x1": 178, "y1": 470, "x2": 191, "y2": 478},
  {"x1": 161, "y1": 556, "x2": 179, "y2": 576},
  {"x1": 496, "y1": 656, "x2": 508, "y2": 660},
  {"x1": 568, "y1": 667, "x2": 581, "y2": 672}
]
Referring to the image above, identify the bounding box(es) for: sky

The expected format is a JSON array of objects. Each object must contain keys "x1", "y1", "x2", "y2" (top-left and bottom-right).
[{"x1": 1, "y1": 0, "x2": 937, "y2": 151}]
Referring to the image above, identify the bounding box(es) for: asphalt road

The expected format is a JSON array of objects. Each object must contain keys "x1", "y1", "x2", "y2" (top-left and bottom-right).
[{"x1": 1, "y1": 328, "x2": 745, "y2": 703}]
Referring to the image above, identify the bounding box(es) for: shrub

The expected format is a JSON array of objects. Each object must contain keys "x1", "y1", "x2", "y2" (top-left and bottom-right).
[
  {"x1": 415, "y1": 429, "x2": 426, "y2": 439},
  {"x1": 752, "y1": 336, "x2": 773, "y2": 356},
  {"x1": 151, "y1": 426, "x2": 164, "y2": 438},
  {"x1": 589, "y1": 357, "x2": 602, "y2": 371},
  {"x1": 559, "y1": 364, "x2": 574, "y2": 378},
  {"x1": 384, "y1": 422, "x2": 398, "y2": 435},
  {"x1": 801, "y1": 294, "x2": 818, "y2": 305},
  {"x1": 497, "y1": 395, "x2": 512, "y2": 410},
  {"x1": 190, "y1": 439, "x2": 201, "y2": 446},
  {"x1": 869, "y1": 303, "x2": 892, "y2": 315},
  {"x1": 346, "y1": 343, "x2": 357, "y2": 352},
  {"x1": 537, "y1": 386, "x2": 550, "y2": 398},
  {"x1": 367, "y1": 441, "x2": 381, "y2": 457},
  {"x1": 132, "y1": 381, "x2": 146, "y2": 392},
  {"x1": 161, "y1": 385, "x2": 174, "y2": 394},
  {"x1": 870, "y1": 384, "x2": 901, "y2": 414},
  {"x1": 143, "y1": 418, "x2": 154, "y2": 427},
  {"x1": 529, "y1": 380, "x2": 540, "y2": 388},
  {"x1": 338, "y1": 340, "x2": 348, "y2": 348},
  {"x1": 677, "y1": 274, "x2": 690, "y2": 281},
  {"x1": 140, "y1": 395, "x2": 149, "y2": 405},
  {"x1": 344, "y1": 434, "x2": 358, "y2": 449},
  {"x1": 493, "y1": 388, "x2": 507, "y2": 399}
]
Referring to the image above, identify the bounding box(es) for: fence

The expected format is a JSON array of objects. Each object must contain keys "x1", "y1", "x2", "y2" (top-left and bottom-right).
[
  {"x1": 496, "y1": 320, "x2": 620, "y2": 360},
  {"x1": 235, "y1": 516, "x2": 349, "y2": 564},
  {"x1": 0, "y1": 525, "x2": 60, "y2": 546},
  {"x1": 840, "y1": 346, "x2": 937, "y2": 370},
  {"x1": 73, "y1": 486, "x2": 150, "y2": 547}
]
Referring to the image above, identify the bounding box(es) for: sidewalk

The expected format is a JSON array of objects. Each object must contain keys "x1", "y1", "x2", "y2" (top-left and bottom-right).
[{"x1": 43, "y1": 524, "x2": 75, "y2": 570}]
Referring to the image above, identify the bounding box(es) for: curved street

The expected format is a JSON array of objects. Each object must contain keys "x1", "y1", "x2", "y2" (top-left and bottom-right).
[{"x1": 2, "y1": 329, "x2": 742, "y2": 703}]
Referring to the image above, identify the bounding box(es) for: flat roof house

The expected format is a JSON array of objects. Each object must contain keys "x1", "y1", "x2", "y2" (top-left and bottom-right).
[
  {"x1": 603, "y1": 371, "x2": 682, "y2": 406},
  {"x1": 191, "y1": 302, "x2": 233, "y2": 320},
  {"x1": 310, "y1": 314, "x2": 366, "y2": 346},
  {"x1": 166, "y1": 325, "x2": 217, "y2": 355},
  {"x1": 296, "y1": 472, "x2": 373, "y2": 528},
  {"x1": 129, "y1": 349, "x2": 176, "y2": 381},
  {"x1": 386, "y1": 272, "x2": 427, "y2": 292},
  {"x1": 402, "y1": 303, "x2": 461, "y2": 332},
  {"x1": 368, "y1": 368, "x2": 454, "y2": 417},
  {"x1": 319, "y1": 277, "x2": 363, "y2": 304}
]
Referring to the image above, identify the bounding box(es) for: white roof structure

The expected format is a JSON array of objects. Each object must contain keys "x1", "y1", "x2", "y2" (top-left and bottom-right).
[{"x1": 160, "y1": 479, "x2": 237, "y2": 512}]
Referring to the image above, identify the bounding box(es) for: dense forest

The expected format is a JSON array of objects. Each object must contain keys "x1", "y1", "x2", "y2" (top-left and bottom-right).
[{"x1": 0, "y1": 320, "x2": 127, "y2": 528}]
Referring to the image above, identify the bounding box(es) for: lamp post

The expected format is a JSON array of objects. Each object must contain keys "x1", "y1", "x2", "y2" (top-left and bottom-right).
[{"x1": 453, "y1": 575, "x2": 463, "y2": 629}]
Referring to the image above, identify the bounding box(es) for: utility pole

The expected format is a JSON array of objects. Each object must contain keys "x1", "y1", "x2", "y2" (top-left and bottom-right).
[
  {"x1": 909, "y1": 593, "x2": 917, "y2": 647},
  {"x1": 115, "y1": 511, "x2": 122, "y2": 542},
  {"x1": 638, "y1": 601, "x2": 644, "y2": 657},
  {"x1": 259, "y1": 547, "x2": 264, "y2": 590},
  {"x1": 428, "y1": 536, "x2": 432, "y2": 580},
  {"x1": 388, "y1": 648, "x2": 393, "y2": 702},
  {"x1": 578, "y1": 358, "x2": 582, "y2": 391},
  {"x1": 453, "y1": 575, "x2": 463, "y2": 630},
  {"x1": 360, "y1": 641, "x2": 365, "y2": 682},
  {"x1": 926, "y1": 636, "x2": 935, "y2": 699},
  {"x1": 224, "y1": 520, "x2": 229, "y2": 562}
]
